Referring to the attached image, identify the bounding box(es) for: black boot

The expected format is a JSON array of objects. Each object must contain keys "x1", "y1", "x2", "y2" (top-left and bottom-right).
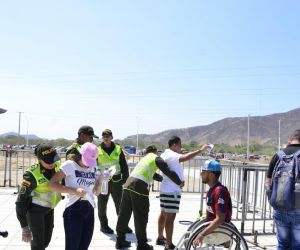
[
  {"x1": 136, "y1": 243, "x2": 153, "y2": 250},
  {"x1": 100, "y1": 225, "x2": 114, "y2": 234},
  {"x1": 115, "y1": 239, "x2": 131, "y2": 249}
]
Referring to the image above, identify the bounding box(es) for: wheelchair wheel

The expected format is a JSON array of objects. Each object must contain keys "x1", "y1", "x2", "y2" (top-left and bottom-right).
[
  {"x1": 187, "y1": 219, "x2": 206, "y2": 232},
  {"x1": 185, "y1": 222, "x2": 248, "y2": 250},
  {"x1": 183, "y1": 219, "x2": 206, "y2": 248}
]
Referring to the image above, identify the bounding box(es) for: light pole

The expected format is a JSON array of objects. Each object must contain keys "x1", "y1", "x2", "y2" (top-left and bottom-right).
[
  {"x1": 246, "y1": 114, "x2": 250, "y2": 159},
  {"x1": 136, "y1": 116, "x2": 140, "y2": 153},
  {"x1": 17, "y1": 112, "x2": 24, "y2": 145},
  {"x1": 25, "y1": 116, "x2": 30, "y2": 146},
  {"x1": 278, "y1": 119, "x2": 281, "y2": 151}
]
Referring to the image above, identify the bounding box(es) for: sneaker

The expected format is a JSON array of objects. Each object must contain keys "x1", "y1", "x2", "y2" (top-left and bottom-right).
[
  {"x1": 115, "y1": 240, "x2": 131, "y2": 249},
  {"x1": 164, "y1": 243, "x2": 176, "y2": 250},
  {"x1": 126, "y1": 227, "x2": 133, "y2": 234},
  {"x1": 137, "y1": 243, "x2": 153, "y2": 250},
  {"x1": 100, "y1": 226, "x2": 114, "y2": 234},
  {"x1": 156, "y1": 237, "x2": 166, "y2": 246}
]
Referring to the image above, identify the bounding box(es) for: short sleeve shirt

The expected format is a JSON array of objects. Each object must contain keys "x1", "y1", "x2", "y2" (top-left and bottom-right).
[
  {"x1": 160, "y1": 149, "x2": 184, "y2": 192},
  {"x1": 61, "y1": 160, "x2": 97, "y2": 208},
  {"x1": 206, "y1": 182, "x2": 232, "y2": 223}
]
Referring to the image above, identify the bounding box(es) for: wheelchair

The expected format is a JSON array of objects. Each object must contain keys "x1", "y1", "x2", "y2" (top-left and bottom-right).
[{"x1": 175, "y1": 219, "x2": 248, "y2": 249}]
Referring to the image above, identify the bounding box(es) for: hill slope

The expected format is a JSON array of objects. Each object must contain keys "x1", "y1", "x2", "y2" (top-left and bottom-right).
[{"x1": 124, "y1": 108, "x2": 300, "y2": 146}]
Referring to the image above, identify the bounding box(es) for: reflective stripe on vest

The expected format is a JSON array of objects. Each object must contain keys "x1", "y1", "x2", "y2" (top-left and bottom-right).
[
  {"x1": 31, "y1": 191, "x2": 53, "y2": 199},
  {"x1": 27, "y1": 162, "x2": 62, "y2": 209},
  {"x1": 32, "y1": 199, "x2": 53, "y2": 208},
  {"x1": 97, "y1": 145, "x2": 121, "y2": 174},
  {"x1": 130, "y1": 153, "x2": 158, "y2": 184}
]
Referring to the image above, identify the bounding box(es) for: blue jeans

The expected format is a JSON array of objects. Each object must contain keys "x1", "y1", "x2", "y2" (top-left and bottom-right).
[
  {"x1": 63, "y1": 199, "x2": 94, "y2": 250},
  {"x1": 274, "y1": 208, "x2": 300, "y2": 250}
]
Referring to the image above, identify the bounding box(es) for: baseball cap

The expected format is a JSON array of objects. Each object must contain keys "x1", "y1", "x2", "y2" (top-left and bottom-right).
[
  {"x1": 36, "y1": 144, "x2": 60, "y2": 164},
  {"x1": 102, "y1": 129, "x2": 113, "y2": 137},
  {"x1": 80, "y1": 142, "x2": 98, "y2": 167},
  {"x1": 78, "y1": 125, "x2": 99, "y2": 138},
  {"x1": 202, "y1": 160, "x2": 221, "y2": 172}
]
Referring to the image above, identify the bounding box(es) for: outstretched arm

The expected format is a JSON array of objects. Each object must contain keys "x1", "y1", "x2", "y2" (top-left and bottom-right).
[{"x1": 179, "y1": 144, "x2": 210, "y2": 162}]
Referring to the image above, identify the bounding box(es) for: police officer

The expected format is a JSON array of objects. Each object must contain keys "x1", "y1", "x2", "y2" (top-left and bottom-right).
[
  {"x1": 115, "y1": 145, "x2": 184, "y2": 250},
  {"x1": 15, "y1": 144, "x2": 62, "y2": 250},
  {"x1": 66, "y1": 125, "x2": 99, "y2": 160},
  {"x1": 97, "y1": 129, "x2": 131, "y2": 234}
]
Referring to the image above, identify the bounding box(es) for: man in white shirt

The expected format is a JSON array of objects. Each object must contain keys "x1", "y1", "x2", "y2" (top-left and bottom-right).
[{"x1": 157, "y1": 136, "x2": 209, "y2": 250}]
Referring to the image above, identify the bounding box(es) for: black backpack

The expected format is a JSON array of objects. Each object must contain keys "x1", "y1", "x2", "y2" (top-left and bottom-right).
[{"x1": 270, "y1": 149, "x2": 300, "y2": 210}]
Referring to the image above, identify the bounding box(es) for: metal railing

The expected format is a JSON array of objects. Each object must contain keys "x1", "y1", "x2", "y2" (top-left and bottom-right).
[{"x1": 0, "y1": 150, "x2": 274, "y2": 246}]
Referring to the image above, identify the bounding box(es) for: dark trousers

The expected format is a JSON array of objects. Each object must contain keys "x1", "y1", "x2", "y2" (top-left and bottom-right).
[
  {"x1": 116, "y1": 189, "x2": 149, "y2": 247},
  {"x1": 63, "y1": 200, "x2": 94, "y2": 250},
  {"x1": 27, "y1": 204, "x2": 54, "y2": 250},
  {"x1": 97, "y1": 180, "x2": 123, "y2": 228}
]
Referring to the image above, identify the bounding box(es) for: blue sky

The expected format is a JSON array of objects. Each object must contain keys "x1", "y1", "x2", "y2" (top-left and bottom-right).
[{"x1": 0, "y1": 1, "x2": 300, "y2": 140}]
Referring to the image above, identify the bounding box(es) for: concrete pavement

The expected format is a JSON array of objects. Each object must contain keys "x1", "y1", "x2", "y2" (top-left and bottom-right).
[{"x1": 0, "y1": 187, "x2": 276, "y2": 250}]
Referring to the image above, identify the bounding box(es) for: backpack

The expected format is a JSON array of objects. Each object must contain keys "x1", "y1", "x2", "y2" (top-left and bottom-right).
[{"x1": 270, "y1": 149, "x2": 300, "y2": 210}]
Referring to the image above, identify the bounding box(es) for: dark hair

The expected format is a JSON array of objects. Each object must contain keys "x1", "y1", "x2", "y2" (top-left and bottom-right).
[
  {"x1": 290, "y1": 129, "x2": 300, "y2": 142},
  {"x1": 168, "y1": 136, "x2": 181, "y2": 148},
  {"x1": 146, "y1": 145, "x2": 157, "y2": 154},
  {"x1": 71, "y1": 154, "x2": 82, "y2": 163}
]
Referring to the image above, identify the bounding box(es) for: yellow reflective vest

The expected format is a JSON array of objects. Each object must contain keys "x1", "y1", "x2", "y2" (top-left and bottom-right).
[
  {"x1": 97, "y1": 144, "x2": 121, "y2": 174},
  {"x1": 130, "y1": 153, "x2": 158, "y2": 184},
  {"x1": 26, "y1": 162, "x2": 62, "y2": 209}
]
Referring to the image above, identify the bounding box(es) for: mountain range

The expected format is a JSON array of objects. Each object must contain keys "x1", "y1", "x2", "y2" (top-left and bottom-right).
[
  {"x1": 0, "y1": 132, "x2": 41, "y2": 140},
  {"x1": 1, "y1": 108, "x2": 300, "y2": 146},
  {"x1": 124, "y1": 107, "x2": 300, "y2": 146}
]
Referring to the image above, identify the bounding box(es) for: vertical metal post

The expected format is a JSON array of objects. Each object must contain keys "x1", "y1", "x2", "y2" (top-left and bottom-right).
[
  {"x1": 247, "y1": 114, "x2": 250, "y2": 159},
  {"x1": 278, "y1": 119, "x2": 281, "y2": 150},
  {"x1": 252, "y1": 170, "x2": 259, "y2": 234},
  {"x1": 18, "y1": 111, "x2": 24, "y2": 145},
  {"x1": 199, "y1": 182, "x2": 205, "y2": 218},
  {"x1": 241, "y1": 168, "x2": 248, "y2": 235},
  {"x1": 8, "y1": 150, "x2": 12, "y2": 187},
  {"x1": 3, "y1": 151, "x2": 8, "y2": 187},
  {"x1": 136, "y1": 116, "x2": 140, "y2": 153}
]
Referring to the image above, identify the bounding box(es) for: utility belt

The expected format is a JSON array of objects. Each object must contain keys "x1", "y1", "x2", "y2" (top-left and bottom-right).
[{"x1": 110, "y1": 174, "x2": 122, "y2": 183}]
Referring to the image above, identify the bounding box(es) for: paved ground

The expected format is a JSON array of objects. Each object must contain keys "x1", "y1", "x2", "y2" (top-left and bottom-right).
[{"x1": 0, "y1": 187, "x2": 276, "y2": 250}]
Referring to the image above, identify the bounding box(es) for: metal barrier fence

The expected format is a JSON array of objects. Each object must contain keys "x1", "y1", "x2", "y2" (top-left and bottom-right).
[
  {"x1": 0, "y1": 149, "x2": 67, "y2": 188},
  {"x1": 0, "y1": 150, "x2": 274, "y2": 246}
]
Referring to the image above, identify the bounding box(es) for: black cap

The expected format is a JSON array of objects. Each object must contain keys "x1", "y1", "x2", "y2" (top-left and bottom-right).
[
  {"x1": 102, "y1": 129, "x2": 113, "y2": 137},
  {"x1": 78, "y1": 125, "x2": 99, "y2": 138},
  {"x1": 146, "y1": 145, "x2": 157, "y2": 154},
  {"x1": 36, "y1": 144, "x2": 60, "y2": 164}
]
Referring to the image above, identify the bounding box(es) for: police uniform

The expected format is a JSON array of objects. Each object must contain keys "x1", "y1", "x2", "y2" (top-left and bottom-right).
[
  {"x1": 116, "y1": 148, "x2": 183, "y2": 250},
  {"x1": 15, "y1": 145, "x2": 61, "y2": 250},
  {"x1": 97, "y1": 141, "x2": 129, "y2": 232},
  {"x1": 66, "y1": 125, "x2": 99, "y2": 160}
]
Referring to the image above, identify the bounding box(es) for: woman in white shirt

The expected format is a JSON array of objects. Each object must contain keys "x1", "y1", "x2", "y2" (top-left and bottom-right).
[{"x1": 49, "y1": 142, "x2": 102, "y2": 250}]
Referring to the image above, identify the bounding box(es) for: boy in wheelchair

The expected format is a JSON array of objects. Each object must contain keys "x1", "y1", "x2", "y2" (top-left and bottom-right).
[{"x1": 193, "y1": 160, "x2": 232, "y2": 247}]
